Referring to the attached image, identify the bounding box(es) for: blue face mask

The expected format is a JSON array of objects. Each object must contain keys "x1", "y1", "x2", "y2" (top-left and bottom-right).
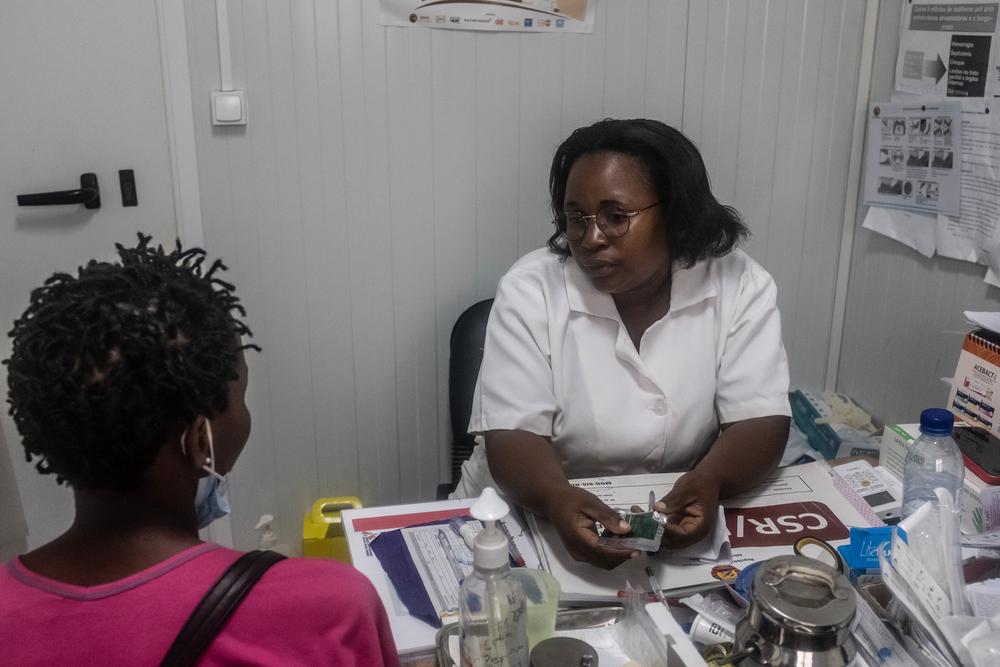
[
  {"x1": 194, "y1": 472, "x2": 231, "y2": 530},
  {"x1": 183, "y1": 421, "x2": 232, "y2": 529}
]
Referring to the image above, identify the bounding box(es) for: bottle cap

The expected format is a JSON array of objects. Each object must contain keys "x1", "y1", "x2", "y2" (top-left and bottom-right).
[
  {"x1": 470, "y1": 487, "x2": 510, "y2": 570},
  {"x1": 919, "y1": 408, "x2": 954, "y2": 436}
]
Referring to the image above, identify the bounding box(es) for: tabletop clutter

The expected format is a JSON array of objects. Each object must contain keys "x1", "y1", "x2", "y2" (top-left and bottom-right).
[{"x1": 334, "y1": 315, "x2": 1000, "y2": 666}]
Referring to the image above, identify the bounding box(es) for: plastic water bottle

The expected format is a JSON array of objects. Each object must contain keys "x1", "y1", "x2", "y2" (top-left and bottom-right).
[{"x1": 901, "y1": 408, "x2": 964, "y2": 519}]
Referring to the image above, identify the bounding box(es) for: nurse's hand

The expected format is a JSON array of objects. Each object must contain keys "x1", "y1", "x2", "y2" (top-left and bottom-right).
[
  {"x1": 655, "y1": 470, "x2": 721, "y2": 549},
  {"x1": 543, "y1": 485, "x2": 638, "y2": 570}
]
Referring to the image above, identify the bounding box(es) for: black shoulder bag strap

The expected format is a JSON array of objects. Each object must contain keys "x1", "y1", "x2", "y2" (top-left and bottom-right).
[{"x1": 160, "y1": 549, "x2": 287, "y2": 667}]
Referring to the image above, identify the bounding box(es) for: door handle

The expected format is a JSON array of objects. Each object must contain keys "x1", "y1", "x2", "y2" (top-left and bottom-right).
[{"x1": 17, "y1": 173, "x2": 101, "y2": 209}]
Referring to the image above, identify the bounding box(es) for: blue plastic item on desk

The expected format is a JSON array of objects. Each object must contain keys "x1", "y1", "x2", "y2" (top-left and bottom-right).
[
  {"x1": 733, "y1": 561, "x2": 763, "y2": 602},
  {"x1": 837, "y1": 526, "x2": 895, "y2": 582}
]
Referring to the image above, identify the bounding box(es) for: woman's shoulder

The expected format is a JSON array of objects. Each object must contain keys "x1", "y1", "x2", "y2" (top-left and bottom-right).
[
  {"x1": 231, "y1": 555, "x2": 386, "y2": 631},
  {"x1": 221, "y1": 554, "x2": 399, "y2": 665},
  {"x1": 259, "y1": 555, "x2": 381, "y2": 601},
  {"x1": 503, "y1": 247, "x2": 565, "y2": 283},
  {"x1": 700, "y1": 248, "x2": 776, "y2": 292}
]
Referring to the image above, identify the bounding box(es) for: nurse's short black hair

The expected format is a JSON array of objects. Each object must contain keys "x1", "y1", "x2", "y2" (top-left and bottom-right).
[
  {"x1": 547, "y1": 118, "x2": 747, "y2": 266},
  {"x1": 4, "y1": 234, "x2": 258, "y2": 491}
]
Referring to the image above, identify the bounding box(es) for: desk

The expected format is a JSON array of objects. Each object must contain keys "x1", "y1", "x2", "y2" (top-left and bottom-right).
[
  {"x1": 345, "y1": 462, "x2": 881, "y2": 662},
  {"x1": 343, "y1": 500, "x2": 471, "y2": 661}
]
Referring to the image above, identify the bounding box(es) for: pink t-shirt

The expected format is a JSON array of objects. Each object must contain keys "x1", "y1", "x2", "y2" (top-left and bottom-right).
[{"x1": 0, "y1": 543, "x2": 400, "y2": 666}]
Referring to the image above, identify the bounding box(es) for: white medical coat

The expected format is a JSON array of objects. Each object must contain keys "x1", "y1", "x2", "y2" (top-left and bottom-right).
[{"x1": 453, "y1": 247, "x2": 791, "y2": 499}]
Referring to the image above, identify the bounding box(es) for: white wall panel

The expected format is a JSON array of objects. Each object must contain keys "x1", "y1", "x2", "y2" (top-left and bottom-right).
[
  {"x1": 184, "y1": 0, "x2": 870, "y2": 550},
  {"x1": 838, "y1": 0, "x2": 1000, "y2": 425}
]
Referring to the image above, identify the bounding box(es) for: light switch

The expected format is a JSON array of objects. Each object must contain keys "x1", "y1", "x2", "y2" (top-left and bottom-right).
[{"x1": 211, "y1": 90, "x2": 247, "y2": 126}]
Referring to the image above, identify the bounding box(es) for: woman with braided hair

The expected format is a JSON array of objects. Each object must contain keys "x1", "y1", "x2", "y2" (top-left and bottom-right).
[{"x1": 0, "y1": 235, "x2": 399, "y2": 666}]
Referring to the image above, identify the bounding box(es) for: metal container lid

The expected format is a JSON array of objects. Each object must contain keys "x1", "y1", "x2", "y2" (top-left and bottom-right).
[
  {"x1": 529, "y1": 636, "x2": 598, "y2": 667},
  {"x1": 750, "y1": 555, "x2": 855, "y2": 637}
]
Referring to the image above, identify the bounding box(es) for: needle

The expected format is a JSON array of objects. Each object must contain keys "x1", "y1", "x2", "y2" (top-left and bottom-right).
[{"x1": 645, "y1": 565, "x2": 672, "y2": 615}]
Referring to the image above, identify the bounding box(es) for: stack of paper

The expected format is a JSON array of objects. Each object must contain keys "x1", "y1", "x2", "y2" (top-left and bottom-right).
[
  {"x1": 966, "y1": 311, "x2": 1000, "y2": 334},
  {"x1": 967, "y1": 578, "x2": 1000, "y2": 619},
  {"x1": 527, "y1": 462, "x2": 882, "y2": 603}
]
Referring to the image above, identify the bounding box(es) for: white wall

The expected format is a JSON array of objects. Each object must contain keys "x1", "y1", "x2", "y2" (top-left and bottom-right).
[
  {"x1": 183, "y1": 0, "x2": 869, "y2": 550},
  {"x1": 0, "y1": 425, "x2": 27, "y2": 560},
  {"x1": 838, "y1": 0, "x2": 1000, "y2": 425}
]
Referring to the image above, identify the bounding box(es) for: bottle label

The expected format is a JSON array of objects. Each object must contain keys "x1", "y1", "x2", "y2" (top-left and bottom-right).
[{"x1": 460, "y1": 593, "x2": 528, "y2": 666}]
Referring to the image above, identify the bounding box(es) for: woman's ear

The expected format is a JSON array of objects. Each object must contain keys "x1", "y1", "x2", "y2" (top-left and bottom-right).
[{"x1": 180, "y1": 416, "x2": 211, "y2": 473}]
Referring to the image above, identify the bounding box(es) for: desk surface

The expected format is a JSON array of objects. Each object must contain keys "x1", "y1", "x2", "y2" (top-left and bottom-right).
[
  {"x1": 343, "y1": 499, "x2": 471, "y2": 657},
  {"x1": 345, "y1": 461, "x2": 881, "y2": 660}
]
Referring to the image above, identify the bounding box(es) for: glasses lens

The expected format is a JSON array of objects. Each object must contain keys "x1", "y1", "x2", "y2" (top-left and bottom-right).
[
  {"x1": 596, "y1": 208, "x2": 631, "y2": 238},
  {"x1": 562, "y1": 212, "x2": 587, "y2": 240}
]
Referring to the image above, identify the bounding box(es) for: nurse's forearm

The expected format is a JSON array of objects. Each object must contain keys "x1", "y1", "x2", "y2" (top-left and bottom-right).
[
  {"x1": 484, "y1": 430, "x2": 571, "y2": 518},
  {"x1": 694, "y1": 415, "x2": 790, "y2": 498}
]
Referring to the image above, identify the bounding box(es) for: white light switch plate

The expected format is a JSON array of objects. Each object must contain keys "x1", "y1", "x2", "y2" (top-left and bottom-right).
[{"x1": 211, "y1": 90, "x2": 247, "y2": 126}]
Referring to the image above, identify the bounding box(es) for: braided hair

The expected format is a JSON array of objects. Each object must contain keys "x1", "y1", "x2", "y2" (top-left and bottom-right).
[{"x1": 4, "y1": 234, "x2": 258, "y2": 491}]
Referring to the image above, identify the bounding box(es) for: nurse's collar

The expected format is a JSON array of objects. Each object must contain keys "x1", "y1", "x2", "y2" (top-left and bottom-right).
[{"x1": 563, "y1": 259, "x2": 716, "y2": 319}]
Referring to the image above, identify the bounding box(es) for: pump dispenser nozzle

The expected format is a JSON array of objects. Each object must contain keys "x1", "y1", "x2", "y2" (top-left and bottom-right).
[
  {"x1": 255, "y1": 514, "x2": 277, "y2": 550},
  {"x1": 470, "y1": 487, "x2": 510, "y2": 570}
]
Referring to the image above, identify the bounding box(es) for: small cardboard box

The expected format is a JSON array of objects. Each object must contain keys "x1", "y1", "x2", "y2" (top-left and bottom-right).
[{"x1": 880, "y1": 423, "x2": 1000, "y2": 533}]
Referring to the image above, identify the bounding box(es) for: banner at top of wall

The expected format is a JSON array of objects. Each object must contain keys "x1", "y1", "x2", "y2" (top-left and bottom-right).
[
  {"x1": 895, "y1": 0, "x2": 1000, "y2": 99},
  {"x1": 379, "y1": 0, "x2": 594, "y2": 33}
]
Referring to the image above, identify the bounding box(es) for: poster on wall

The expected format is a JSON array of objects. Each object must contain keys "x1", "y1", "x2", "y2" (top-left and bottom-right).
[
  {"x1": 939, "y1": 101, "x2": 1000, "y2": 263},
  {"x1": 379, "y1": 0, "x2": 594, "y2": 33},
  {"x1": 863, "y1": 101, "x2": 962, "y2": 215},
  {"x1": 894, "y1": 1, "x2": 1000, "y2": 99}
]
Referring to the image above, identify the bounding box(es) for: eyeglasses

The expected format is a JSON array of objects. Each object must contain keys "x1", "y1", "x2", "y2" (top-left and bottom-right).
[{"x1": 554, "y1": 202, "x2": 660, "y2": 242}]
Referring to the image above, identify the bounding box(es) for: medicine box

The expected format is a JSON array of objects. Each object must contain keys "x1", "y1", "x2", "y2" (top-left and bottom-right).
[
  {"x1": 789, "y1": 390, "x2": 841, "y2": 459},
  {"x1": 880, "y1": 423, "x2": 1000, "y2": 533}
]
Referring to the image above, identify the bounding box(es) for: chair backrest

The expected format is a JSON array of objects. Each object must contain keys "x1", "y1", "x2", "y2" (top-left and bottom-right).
[{"x1": 448, "y1": 298, "x2": 494, "y2": 485}]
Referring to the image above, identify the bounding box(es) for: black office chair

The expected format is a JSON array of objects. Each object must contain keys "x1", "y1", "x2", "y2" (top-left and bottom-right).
[{"x1": 437, "y1": 298, "x2": 494, "y2": 499}]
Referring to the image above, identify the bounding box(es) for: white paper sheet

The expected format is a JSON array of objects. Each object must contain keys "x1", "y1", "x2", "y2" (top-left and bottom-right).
[
  {"x1": 938, "y1": 101, "x2": 1000, "y2": 261},
  {"x1": 862, "y1": 205, "x2": 937, "y2": 257},
  {"x1": 400, "y1": 524, "x2": 476, "y2": 619},
  {"x1": 865, "y1": 101, "x2": 963, "y2": 215},
  {"x1": 965, "y1": 310, "x2": 1000, "y2": 332},
  {"x1": 967, "y1": 578, "x2": 1000, "y2": 617},
  {"x1": 379, "y1": 0, "x2": 594, "y2": 32},
  {"x1": 528, "y1": 462, "x2": 882, "y2": 602},
  {"x1": 895, "y1": 0, "x2": 1000, "y2": 100},
  {"x1": 342, "y1": 500, "x2": 540, "y2": 655}
]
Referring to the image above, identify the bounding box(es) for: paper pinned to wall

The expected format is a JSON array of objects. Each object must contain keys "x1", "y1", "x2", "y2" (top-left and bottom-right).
[
  {"x1": 895, "y1": 0, "x2": 1000, "y2": 100},
  {"x1": 862, "y1": 205, "x2": 937, "y2": 257},
  {"x1": 864, "y1": 97, "x2": 1000, "y2": 285},
  {"x1": 864, "y1": 101, "x2": 962, "y2": 215},
  {"x1": 937, "y1": 100, "x2": 1000, "y2": 262},
  {"x1": 379, "y1": 0, "x2": 594, "y2": 32}
]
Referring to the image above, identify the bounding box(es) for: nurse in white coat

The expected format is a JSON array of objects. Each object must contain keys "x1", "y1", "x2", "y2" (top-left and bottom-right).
[{"x1": 455, "y1": 119, "x2": 791, "y2": 570}]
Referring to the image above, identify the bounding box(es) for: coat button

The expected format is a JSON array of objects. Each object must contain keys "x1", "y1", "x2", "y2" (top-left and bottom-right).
[{"x1": 650, "y1": 398, "x2": 667, "y2": 416}]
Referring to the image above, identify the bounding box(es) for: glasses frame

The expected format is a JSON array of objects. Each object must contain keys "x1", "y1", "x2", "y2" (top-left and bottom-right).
[{"x1": 555, "y1": 202, "x2": 660, "y2": 241}]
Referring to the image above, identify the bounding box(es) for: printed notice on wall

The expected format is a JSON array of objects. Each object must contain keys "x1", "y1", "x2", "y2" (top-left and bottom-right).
[
  {"x1": 379, "y1": 0, "x2": 594, "y2": 33},
  {"x1": 939, "y1": 101, "x2": 1000, "y2": 262},
  {"x1": 895, "y1": 1, "x2": 1000, "y2": 99},
  {"x1": 864, "y1": 101, "x2": 962, "y2": 215}
]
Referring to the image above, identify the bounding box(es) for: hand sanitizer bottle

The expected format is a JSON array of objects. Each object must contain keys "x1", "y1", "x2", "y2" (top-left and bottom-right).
[
  {"x1": 459, "y1": 487, "x2": 529, "y2": 667},
  {"x1": 254, "y1": 514, "x2": 291, "y2": 556}
]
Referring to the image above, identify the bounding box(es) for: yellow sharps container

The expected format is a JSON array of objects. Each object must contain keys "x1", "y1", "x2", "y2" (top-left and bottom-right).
[{"x1": 302, "y1": 496, "x2": 363, "y2": 562}]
